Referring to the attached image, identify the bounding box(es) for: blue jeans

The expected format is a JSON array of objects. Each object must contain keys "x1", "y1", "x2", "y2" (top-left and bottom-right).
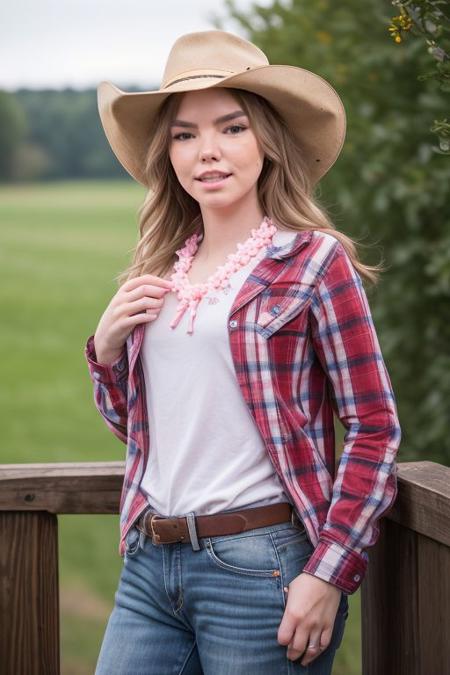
[{"x1": 95, "y1": 515, "x2": 349, "y2": 674}]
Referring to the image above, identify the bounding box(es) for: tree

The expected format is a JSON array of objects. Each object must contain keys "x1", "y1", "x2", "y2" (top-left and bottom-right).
[
  {"x1": 0, "y1": 91, "x2": 27, "y2": 180},
  {"x1": 211, "y1": 0, "x2": 450, "y2": 463},
  {"x1": 388, "y1": 0, "x2": 450, "y2": 152}
]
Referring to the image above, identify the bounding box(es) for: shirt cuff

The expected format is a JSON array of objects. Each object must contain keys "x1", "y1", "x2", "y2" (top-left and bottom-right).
[
  {"x1": 301, "y1": 537, "x2": 368, "y2": 595},
  {"x1": 84, "y1": 334, "x2": 128, "y2": 384}
]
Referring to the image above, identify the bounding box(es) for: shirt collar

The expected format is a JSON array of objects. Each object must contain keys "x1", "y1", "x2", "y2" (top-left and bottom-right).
[{"x1": 265, "y1": 229, "x2": 314, "y2": 260}]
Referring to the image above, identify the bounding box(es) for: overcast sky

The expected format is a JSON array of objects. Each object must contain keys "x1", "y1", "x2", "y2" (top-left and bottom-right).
[{"x1": 1, "y1": 0, "x2": 274, "y2": 91}]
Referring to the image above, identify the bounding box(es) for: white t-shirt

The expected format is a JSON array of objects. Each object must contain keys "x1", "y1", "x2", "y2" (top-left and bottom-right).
[{"x1": 139, "y1": 227, "x2": 297, "y2": 517}]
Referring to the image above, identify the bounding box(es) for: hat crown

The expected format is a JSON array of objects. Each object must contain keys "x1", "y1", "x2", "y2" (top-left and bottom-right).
[{"x1": 161, "y1": 30, "x2": 269, "y2": 90}]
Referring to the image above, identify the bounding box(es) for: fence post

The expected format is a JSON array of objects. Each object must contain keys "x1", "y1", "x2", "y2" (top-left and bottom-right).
[
  {"x1": 0, "y1": 511, "x2": 59, "y2": 675},
  {"x1": 361, "y1": 461, "x2": 450, "y2": 675}
]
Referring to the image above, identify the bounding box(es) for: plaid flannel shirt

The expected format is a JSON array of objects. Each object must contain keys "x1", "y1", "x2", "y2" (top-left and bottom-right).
[{"x1": 84, "y1": 229, "x2": 401, "y2": 595}]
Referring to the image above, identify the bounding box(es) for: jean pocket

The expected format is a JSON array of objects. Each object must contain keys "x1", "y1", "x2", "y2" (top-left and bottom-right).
[
  {"x1": 124, "y1": 526, "x2": 141, "y2": 558},
  {"x1": 205, "y1": 531, "x2": 280, "y2": 578},
  {"x1": 271, "y1": 522, "x2": 310, "y2": 551}
]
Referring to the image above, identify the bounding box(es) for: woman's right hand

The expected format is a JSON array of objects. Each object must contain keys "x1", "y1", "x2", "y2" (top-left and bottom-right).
[{"x1": 93, "y1": 274, "x2": 174, "y2": 365}]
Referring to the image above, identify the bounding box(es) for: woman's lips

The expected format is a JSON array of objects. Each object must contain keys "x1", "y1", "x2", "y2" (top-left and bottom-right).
[{"x1": 197, "y1": 174, "x2": 232, "y2": 188}]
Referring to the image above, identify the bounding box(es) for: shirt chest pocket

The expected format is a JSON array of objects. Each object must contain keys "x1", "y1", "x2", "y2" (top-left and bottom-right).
[{"x1": 255, "y1": 282, "x2": 315, "y2": 338}]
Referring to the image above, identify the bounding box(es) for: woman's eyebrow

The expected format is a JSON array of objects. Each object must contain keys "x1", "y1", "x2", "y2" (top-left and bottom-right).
[{"x1": 170, "y1": 110, "x2": 247, "y2": 128}]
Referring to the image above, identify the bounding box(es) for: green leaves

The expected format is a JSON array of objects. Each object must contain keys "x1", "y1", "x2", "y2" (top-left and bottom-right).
[{"x1": 215, "y1": 0, "x2": 450, "y2": 464}]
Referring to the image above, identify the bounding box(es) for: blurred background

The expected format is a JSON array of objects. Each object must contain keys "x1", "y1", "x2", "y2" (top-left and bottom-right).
[{"x1": 1, "y1": 0, "x2": 449, "y2": 672}]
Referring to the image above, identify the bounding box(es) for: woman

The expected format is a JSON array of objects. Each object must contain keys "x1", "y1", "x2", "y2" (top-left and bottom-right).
[{"x1": 85, "y1": 30, "x2": 402, "y2": 674}]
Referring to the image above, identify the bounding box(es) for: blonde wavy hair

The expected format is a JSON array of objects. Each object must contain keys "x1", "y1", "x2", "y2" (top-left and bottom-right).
[{"x1": 116, "y1": 88, "x2": 383, "y2": 287}]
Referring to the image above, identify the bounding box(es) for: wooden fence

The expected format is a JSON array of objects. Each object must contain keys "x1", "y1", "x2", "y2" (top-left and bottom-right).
[{"x1": 0, "y1": 460, "x2": 449, "y2": 674}]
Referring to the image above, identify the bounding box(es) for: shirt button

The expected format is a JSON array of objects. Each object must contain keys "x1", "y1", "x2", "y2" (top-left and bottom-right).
[
  {"x1": 229, "y1": 320, "x2": 238, "y2": 328},
  {"x1": 272, "y1": 304, "x2": 281, "y2": 314},
  {"x1": 93, "y1": 372, "x2": 101, "y2": 380},
  {"x1": 353, "y1": 574, "x2": 361, "y2": 582}
]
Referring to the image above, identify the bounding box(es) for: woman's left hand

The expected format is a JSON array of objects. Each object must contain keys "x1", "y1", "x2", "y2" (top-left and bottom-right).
[{"x1": 277, "y1": 572, "x2": 342, "y2": 666}]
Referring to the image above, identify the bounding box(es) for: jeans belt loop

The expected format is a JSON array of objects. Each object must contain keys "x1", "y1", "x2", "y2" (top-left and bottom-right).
[
  {"x1": 290, "y1": 506, "x2": 297, "y2": 527},
  {"x1": 138, "y1": 529, "x2": 146, "y2": 550},
  {"x1": 185, "y1": 512, "x2": 201, "y2": 551}
]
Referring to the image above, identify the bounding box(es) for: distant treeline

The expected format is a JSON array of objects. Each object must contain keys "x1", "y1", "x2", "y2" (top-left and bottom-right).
[{"x1": 0, "y1": 87, "x2": 154, "y2": 182}]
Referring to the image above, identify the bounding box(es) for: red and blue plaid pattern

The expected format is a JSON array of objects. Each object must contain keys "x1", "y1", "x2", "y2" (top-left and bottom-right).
[{"x1": 84, "y1": 229, "x2": 401, "y2": 594}]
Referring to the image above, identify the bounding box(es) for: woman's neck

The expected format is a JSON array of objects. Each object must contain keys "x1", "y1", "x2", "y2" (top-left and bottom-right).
[{"x1": 198, "y1": 206, "x2": 266, "y2": 262}]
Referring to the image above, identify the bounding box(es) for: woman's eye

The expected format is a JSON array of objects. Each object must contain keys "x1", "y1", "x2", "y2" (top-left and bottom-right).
[
  {"x1": 172, "y1": 125, "x2": 246, "y2": 141},
  {"x1": 172, "y1": 132, "x2": 192, "y2": 141},
  {"x1": 226, "y1": 125, "x2": 246, "y2": 134}
]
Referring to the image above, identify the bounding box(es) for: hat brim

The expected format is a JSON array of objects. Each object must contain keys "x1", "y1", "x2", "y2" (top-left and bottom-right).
[{"x1": 97, "y1": 64, "x2": 346, "y2": 187}]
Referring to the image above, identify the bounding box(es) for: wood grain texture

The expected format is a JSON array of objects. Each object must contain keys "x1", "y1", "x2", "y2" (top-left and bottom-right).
[
  {"x1": 0, "y1": 512, "x2": 59, "y2": 674},
  {"x1": 0, "y1": 461, "x2": 124, "y2": 513},
  {"x1": 0, "y1": 459, "x2": 448, "y2": 674},
  {"x1": 361, "y1": 461, "x2": 450, "y2": 675}
]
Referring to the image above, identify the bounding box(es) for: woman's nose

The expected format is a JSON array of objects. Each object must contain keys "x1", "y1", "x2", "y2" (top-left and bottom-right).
[
  {"x1": 200, "y1": 149, "x2": 220, "y2": 161},
  {"x1": 199, "y1": 136, "x2": 222, "y2": 161}
]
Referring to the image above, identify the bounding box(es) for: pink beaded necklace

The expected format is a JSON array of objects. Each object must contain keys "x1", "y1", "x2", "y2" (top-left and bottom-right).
[{"x1": 168, "y1": 215, "x2": 278, "y2": 334}]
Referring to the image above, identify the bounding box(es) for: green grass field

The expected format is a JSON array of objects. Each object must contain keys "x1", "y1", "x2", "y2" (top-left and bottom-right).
[{"x1": 0, "y1": 179, "x2": 361, "y2": 674}]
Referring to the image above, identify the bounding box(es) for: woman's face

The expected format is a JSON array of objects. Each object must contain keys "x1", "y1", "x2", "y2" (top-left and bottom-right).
[{"x1": 168, "y1": 88, "x2": 265, "y2": 212}]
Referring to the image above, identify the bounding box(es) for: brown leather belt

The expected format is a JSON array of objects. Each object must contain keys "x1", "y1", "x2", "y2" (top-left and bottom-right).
[{"x1": 136, "y1": 502, "x2": 302, "y2": 546}]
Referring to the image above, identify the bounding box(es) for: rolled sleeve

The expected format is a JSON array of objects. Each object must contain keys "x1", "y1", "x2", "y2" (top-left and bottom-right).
[
  {"x1": 84, "y1": 333, "x2": 129, "y2": 444},
  {"x1": 85, "y1": 334, "x2": 128, "y2": 384}
]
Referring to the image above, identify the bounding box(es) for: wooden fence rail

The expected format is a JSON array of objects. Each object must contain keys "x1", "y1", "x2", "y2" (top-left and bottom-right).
[{"x1": 0, "y1": 460, "x2": 449, "y2": 674}]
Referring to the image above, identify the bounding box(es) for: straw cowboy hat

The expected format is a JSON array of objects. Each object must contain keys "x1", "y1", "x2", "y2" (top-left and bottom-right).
[{"x1": 97, "y1": 29, "x2": 346, "y2": 188}]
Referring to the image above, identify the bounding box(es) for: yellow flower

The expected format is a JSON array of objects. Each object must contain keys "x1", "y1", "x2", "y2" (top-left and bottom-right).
[{"x1": 388, "y1": 11, "x2": 412, "y2": 43}]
